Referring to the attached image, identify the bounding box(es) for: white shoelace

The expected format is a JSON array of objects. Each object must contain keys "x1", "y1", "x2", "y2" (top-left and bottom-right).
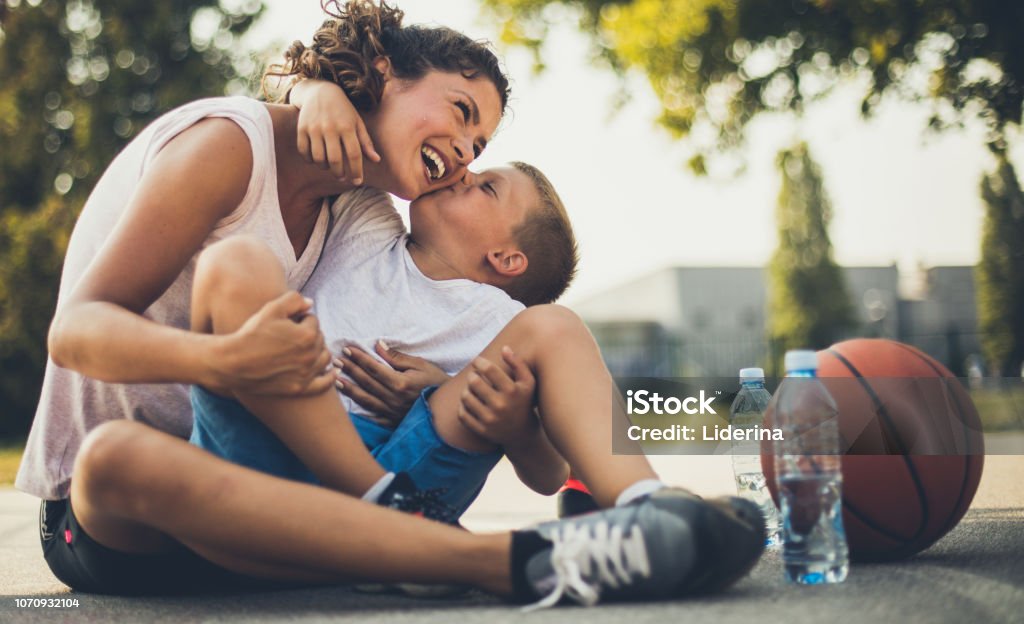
[{"x1": 523, "y1": 520, "x2": 652, "y2": 611}]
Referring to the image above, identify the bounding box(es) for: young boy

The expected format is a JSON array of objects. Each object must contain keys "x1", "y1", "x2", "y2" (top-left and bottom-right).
[
  {"x1": 187, "y1": 163, "x2": 735, "y2": 530},
  {"x1": 185, "y1": 161, "x2": 766, "y2": 603},
  {"x1": 190, "y1": 162, "x2": 574, "y2": 517}
]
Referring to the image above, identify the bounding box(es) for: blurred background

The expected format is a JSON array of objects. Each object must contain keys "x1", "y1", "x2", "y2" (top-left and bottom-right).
[{"x1": 1, "y1": 1, "x2": 1022, "y2": 472}]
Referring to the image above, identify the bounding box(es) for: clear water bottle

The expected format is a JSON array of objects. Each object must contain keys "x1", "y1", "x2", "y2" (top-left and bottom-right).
[
  {"x1": 729, "y1": 367, "x2": 781, "y2": 546},
  {"x1": 774, "y1": 350, "x2": 849, "y2": 584}
]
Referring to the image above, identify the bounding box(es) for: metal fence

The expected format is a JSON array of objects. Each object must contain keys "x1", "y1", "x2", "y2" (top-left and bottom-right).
[{"x1": 592, "y1": 330, "x2": 986, "y2": 378}]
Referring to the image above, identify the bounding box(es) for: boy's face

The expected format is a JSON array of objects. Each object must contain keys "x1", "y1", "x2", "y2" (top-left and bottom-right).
[{"x1": 409, "y1": 166, "x2": 537, "y2": 271}]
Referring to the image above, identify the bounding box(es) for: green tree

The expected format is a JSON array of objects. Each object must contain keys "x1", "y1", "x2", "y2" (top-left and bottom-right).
[
  {"x1": 486, "y1": 0, "x2": 1024, "y2": 366},
  {"x1": 976, "y1": 151, "x2": 1024, "y2": 377},
  {"x1": 483, "y1": 0, "x2": 1023, "y2": 170},
  {"x1": 767, "y1": 142, "x2": 853, "y2": 372},
  {"x1": 0, "y1": 0, "x2": 263, "y2": 438}
]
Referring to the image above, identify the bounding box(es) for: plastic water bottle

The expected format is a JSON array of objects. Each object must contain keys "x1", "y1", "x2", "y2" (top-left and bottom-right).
[
  {"x1": 773, "y1": 350, "x2": 849, "y2": 584},
  {"x1": 729, "y1": 367, "x2": 781, "y2": 546}
]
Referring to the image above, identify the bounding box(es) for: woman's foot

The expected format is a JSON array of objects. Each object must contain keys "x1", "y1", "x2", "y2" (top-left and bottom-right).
[{"x1": 511, "y1": 488, "x2": 766, "y2": 608}]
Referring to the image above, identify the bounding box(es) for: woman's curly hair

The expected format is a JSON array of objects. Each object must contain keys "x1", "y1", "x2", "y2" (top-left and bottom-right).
[{"x1": 265, "y1": 1, "x2": 510, "y2": 113}]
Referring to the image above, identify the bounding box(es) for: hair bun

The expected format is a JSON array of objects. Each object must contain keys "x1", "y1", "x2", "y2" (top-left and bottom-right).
[
  {"x1": 264, "y1": 1, "x2": 508, "y2": 115},
  {"x1": 284, "y1": 40, "x2": 331, "y2": 81}
]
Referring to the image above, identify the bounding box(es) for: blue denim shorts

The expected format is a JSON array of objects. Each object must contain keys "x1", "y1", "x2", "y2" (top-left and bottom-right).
[{"x1": 189, "y1": 386, "x2": 501, "y2": 518}]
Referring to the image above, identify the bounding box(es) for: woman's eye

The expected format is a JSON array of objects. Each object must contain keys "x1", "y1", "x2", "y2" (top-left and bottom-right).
[{"x1": 456, "y1": 101, "x2": 470, "y2": 123}]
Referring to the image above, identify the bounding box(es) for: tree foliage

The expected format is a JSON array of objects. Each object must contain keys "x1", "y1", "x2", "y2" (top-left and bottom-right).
[
  {"x1": 483, "y1": 0, "x2": 1024, "y2": 170},
  {"x1": 0, "y1": 0, "x2": 263, "y2": 437},
  {"x1": 767, "y1": 142, "x2": 853, "y2": 371},
  {"x1": 976, "y1": 151, "x2": 1024, "y2": 377}
]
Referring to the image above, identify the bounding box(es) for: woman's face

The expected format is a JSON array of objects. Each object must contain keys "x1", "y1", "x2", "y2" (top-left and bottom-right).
[{"x1": 364, "y1": 68, "x2": 503, "y2": 201}]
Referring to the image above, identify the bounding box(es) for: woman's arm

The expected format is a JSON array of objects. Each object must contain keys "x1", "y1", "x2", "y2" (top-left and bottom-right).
[
  {"x1": 49, "y1": 118, "x2": 333, "y2": 396},
  {"x1": 333, "y1": 341, "x2": 450, "y2": 427}
]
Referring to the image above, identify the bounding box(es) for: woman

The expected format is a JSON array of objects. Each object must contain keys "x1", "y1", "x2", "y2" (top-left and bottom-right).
[
  {"x1": 19, "y1": 0, "x2": 510, "y2": 593},
  {"x1": 18, "y1": 1, "x2": 754, "y2": 605}
]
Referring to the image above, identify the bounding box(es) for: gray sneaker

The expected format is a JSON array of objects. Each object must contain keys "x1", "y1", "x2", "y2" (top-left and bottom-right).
[{"x1": 516, "y1": 489, "x2": 765, "y2": 608}]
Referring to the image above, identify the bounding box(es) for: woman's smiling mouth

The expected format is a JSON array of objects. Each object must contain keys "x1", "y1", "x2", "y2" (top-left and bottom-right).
[{"x1": 421, "y1": 144, "x2": 447, "y2": 180}]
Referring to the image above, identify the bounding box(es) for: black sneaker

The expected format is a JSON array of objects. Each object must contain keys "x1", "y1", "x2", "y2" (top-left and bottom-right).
[
  {"x1": 512, "y1": 488, "x2": 765, "y2": 608},
  {"x1": 376, "y1": 472, "x2": 458, "y2": 524},
  {"x1": 358, "y1": 473, "x2": 468, "y2": 597},
  {"x1": 557, "y1": 484, "x2": 599, "y2": 518}
]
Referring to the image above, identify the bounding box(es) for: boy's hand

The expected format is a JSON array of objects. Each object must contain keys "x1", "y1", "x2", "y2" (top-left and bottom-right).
[
  {"x1": 457, "y1": 347, "x2": 538, "y2": 448},
  {"x1": 290, "y1": 79, "x2": 380, "y2": 184},
  {"x1": 334, "y1": 340, "x2": 449, "y2": 427}
]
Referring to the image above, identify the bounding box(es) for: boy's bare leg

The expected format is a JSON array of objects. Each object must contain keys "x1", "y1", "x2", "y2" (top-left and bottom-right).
[
  {"x1": 70, "y1": 420, "x2": 513, "y2": 592},
  {"x1": 190, "y1": 235, "x2": 384, "y2": 494},
  {"x1": 429, "y1": 305, "x2": 657, "y2": 508}
]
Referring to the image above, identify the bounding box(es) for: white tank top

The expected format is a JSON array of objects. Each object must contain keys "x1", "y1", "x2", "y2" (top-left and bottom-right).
[{"x1": 16, "y1": 96, "x2": 330, "y2": 500}]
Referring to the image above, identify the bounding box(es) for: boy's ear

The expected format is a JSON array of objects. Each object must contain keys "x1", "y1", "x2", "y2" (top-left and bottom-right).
[
  {"x1": 487, "y1": 249, "x2": 528, "y2": 278},
  {"x1": 373, "y1": 56, "x2": 394, "y2": 81}
]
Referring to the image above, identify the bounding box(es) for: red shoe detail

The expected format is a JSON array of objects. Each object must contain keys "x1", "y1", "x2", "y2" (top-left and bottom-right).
[{"x1": 559, "y1": 478, "x2": 591, "y2": 495}]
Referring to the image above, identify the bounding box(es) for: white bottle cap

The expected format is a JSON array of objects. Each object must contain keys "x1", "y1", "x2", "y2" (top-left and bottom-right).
[
  {"x1": 784, "y1": 350, "x2": 818, "y2": 372},
  {"x1": 739, "y1": 367, "x2": 765, "y2": 380}
]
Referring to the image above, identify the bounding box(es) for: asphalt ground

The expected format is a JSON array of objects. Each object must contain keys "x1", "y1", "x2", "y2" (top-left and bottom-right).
[{"x1": 2, "y1": 449, "x2": 1022, "y2": 623}]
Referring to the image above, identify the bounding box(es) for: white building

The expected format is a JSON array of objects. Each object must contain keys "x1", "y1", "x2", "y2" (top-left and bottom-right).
[{"x1": 571, "y1": 265, "x2": 976, "y2": 376}]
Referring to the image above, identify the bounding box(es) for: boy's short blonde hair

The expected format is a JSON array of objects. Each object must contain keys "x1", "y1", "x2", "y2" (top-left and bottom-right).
[{"x1": 501, "y1": 162, "x2": 578, "y2": 306}]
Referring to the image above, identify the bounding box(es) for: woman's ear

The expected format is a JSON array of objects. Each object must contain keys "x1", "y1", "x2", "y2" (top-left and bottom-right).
[
  {"x1": 488, "y1": 249, "x2": 528, "y2": 278},
  {"x1": 373, "y1": 56, "x2": 394, "y2": 81}
]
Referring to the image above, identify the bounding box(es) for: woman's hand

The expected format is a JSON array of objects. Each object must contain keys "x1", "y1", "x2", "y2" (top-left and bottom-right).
[
  {"x1": 334, "y1": 340, "x2": 449, "y2": 427},
  {"x1": 457, "y1": 347, "x2": 539, "y2": 448},
  {"x1": 207, "y1": 291, "x2": 335, "y2": 397},
  {"x1": 289, "y1": 79, "x2": 380, "y2": 184}
]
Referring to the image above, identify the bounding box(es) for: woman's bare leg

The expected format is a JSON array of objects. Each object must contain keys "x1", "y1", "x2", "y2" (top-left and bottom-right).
[
  {"x1": 70, "y1": 419, "x2": 513, "y2": 592},
  {"x1": 429, "y1": 304, "x2": 657, "y2": 508}
]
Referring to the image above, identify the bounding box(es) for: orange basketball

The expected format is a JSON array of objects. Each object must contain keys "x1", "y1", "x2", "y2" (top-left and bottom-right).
[{"x1": 761, "y1": 338, "x2": 985, "y2": 561}]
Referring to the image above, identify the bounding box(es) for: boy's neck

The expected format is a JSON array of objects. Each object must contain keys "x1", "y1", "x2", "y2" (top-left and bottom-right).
[{"x1": 406, "y1": 238, "x2": 472, "y2": 282}]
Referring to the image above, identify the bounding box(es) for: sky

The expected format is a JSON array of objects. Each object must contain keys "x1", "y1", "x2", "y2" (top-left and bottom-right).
[{"x1": 244, "y1": 1, "x2": 1023, "y2": 304}]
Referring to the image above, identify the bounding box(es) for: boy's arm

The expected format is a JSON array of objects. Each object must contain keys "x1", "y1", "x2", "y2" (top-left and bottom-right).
[
  {"x1": 502, "y1": 414, "x2": 570, "y2": 496},
  {"x1": 289, "y1": 79, "x2": 380, "y2": 183},
  {"x1": 458, "y1": 348, "x2": 570, "y2": 495}
]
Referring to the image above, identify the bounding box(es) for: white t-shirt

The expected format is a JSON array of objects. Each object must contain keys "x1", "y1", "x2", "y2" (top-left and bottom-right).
[
  {"x1": 304, "y1": 187, "x2": 525, "y2": 419},
  {"x1": 17, "y1": 97, "x2": 330, "y2": 500}
]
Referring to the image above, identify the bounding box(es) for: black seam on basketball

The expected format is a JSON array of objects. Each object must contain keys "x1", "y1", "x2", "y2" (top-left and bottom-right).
[
  {"x1": 891, "y1": 342, "x2": 978, "y2": 541},
  {"x1": 825, "y1": 350, "x2": 908, "y2": 455},
  {"x1": 825, "y1": 348, "x2": 930, "y2": 543},
  {"x1": 843, "y1": 497, "x2": 914, "y2": 544}
]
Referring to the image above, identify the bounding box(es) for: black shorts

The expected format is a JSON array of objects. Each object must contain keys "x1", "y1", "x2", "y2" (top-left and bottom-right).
[{"x1": 40, "y1": 498, "x2": 263, "y2": 595}]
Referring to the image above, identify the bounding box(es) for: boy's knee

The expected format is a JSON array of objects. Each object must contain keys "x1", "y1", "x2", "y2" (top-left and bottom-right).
[
  {"x1": 194, "y1": 236, "x2": 286, "y2": 304},
  {"x1": 513, "y1": 304, "x2": 587, "y2": 343}
]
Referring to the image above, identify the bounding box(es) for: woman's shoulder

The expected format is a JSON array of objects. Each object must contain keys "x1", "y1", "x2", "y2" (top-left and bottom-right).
[
  {"x1": 139, "y1": 97, "x2": 273, "y2": 203},
  {"x1": 144, "y1": 96, "x2": 270, "y2": 152}
]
